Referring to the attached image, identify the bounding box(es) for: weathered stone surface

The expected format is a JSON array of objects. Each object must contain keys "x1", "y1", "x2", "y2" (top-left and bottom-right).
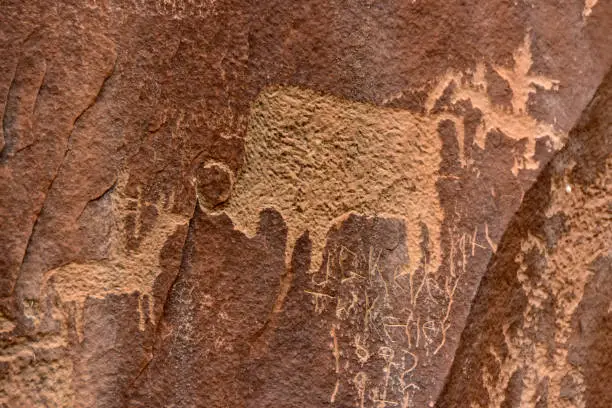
[
  {"x1": 0, "y1": 1, "x2": 610, "y2": 407},
  {"x1": 437, "y1": 66, "x2": 612, "y2": 408}
]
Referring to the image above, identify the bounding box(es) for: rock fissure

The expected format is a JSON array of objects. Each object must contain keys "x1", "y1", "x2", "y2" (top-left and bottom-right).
[{"x1": 0, "y1": 3, "x2": 610, "y2": 407}]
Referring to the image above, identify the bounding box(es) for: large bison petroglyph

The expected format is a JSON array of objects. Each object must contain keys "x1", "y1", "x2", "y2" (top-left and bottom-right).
[
  {"x1": 41, "y1": 35, "x2": 563, "y2": 344},
  {"x1": 216, "y1": 34, "x2": 563, "y2": 280},
  {"x1": 218, "y1": 86, "x2": 445, "y2": 278}
]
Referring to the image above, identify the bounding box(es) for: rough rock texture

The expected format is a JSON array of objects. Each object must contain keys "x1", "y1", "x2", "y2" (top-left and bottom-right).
[
  {"x1": 0, "y1": 1, "x2": 610, "y2": 407},
  {"x1": 438, "y1": 67, "x2": 612, "y2": 408}
]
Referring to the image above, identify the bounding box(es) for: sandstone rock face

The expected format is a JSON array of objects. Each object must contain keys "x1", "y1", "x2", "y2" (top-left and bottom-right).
[{"x1": 0, "y1": 1, "x2": 610, "y2": 407}]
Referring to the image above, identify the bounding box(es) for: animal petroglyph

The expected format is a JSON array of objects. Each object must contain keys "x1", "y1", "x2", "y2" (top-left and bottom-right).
[
  {"x1": 426, "y1": 33, "x2": 564, "y2": 174},
  {"x1": 219, "y1": 86, "x2": 445, "y2": 277},
  {"x1": 217, "y1": 34, "x2": 564, "y2": 278},
  {"x1": 42, "y1": 174, "x2": 191, "y2": 338}
]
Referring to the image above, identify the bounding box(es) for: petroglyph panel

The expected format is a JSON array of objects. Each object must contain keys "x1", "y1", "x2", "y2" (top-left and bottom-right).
[
  {"x1": 209, "y1": 33, "x2": 568, "y2": 407},
  {"x1": 2, "y1": 0, "x2": 611, "y2": 405},
  {"x1": 220, "y1": 86, "x2": 445, "y2": 278},
  {"x1": 219, "y1": 34, "x2": 564, "y2": 279},
  {"x1": 42, "y1": 174, "x2": 191, "y2": 338},
  {"x1": 32, "y1": 32, "x2": 565, "y2": 346}
]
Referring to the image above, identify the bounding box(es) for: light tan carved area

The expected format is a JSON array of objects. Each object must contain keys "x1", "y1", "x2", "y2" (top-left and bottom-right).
[
  {"x1": 222, "y1": 33, "x2": 564, "y2": 281},
  {"x1": 223, "y1": 85, "x2": 445, "y2": 277},
  {"x1": 0, "y1": 314, "x2": 74, "y2": 407},
  {"x1": 479, "y1": 157, "x2": 611, "y2": 408},
  {"x1": 42, "y1": 173, "x2": 192, "y2": 339},
  {"x1": 425, "y1": 33, "x2": 564, "y2": 175},
  {"x1": 583, "y1": 0, "x2": 599, "y2": 18}
]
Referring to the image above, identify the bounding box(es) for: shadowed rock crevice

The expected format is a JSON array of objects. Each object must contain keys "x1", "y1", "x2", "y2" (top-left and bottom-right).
[
  {"x1": 126, "y1": 207, "x2": 287, "y2": 407},
  {"x1": 14, "y1": 56, "x2": 117, "y2": 289},
  {"x1": 436, "y1": 66, "x2": 612, "y2": 408},
  {"x1": 124, "y1": 200, "x2": 200, "y2": 398},
  {"x1": 0, "y1": 2, "x2": 611, "y2": 407}
]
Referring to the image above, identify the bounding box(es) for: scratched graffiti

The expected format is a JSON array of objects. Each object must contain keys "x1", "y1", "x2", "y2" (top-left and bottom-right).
[
  {"x1": 208, "y1": 33, "x2": 565, "y2": 406},
  {"x1": 301, "y1": 220, "x2": 475, "y2": 407}
]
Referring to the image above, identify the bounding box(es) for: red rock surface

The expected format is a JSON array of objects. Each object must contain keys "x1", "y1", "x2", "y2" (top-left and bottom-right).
[{"x1": 0, "y1": 1, "x2": 610, "y2": 407}]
